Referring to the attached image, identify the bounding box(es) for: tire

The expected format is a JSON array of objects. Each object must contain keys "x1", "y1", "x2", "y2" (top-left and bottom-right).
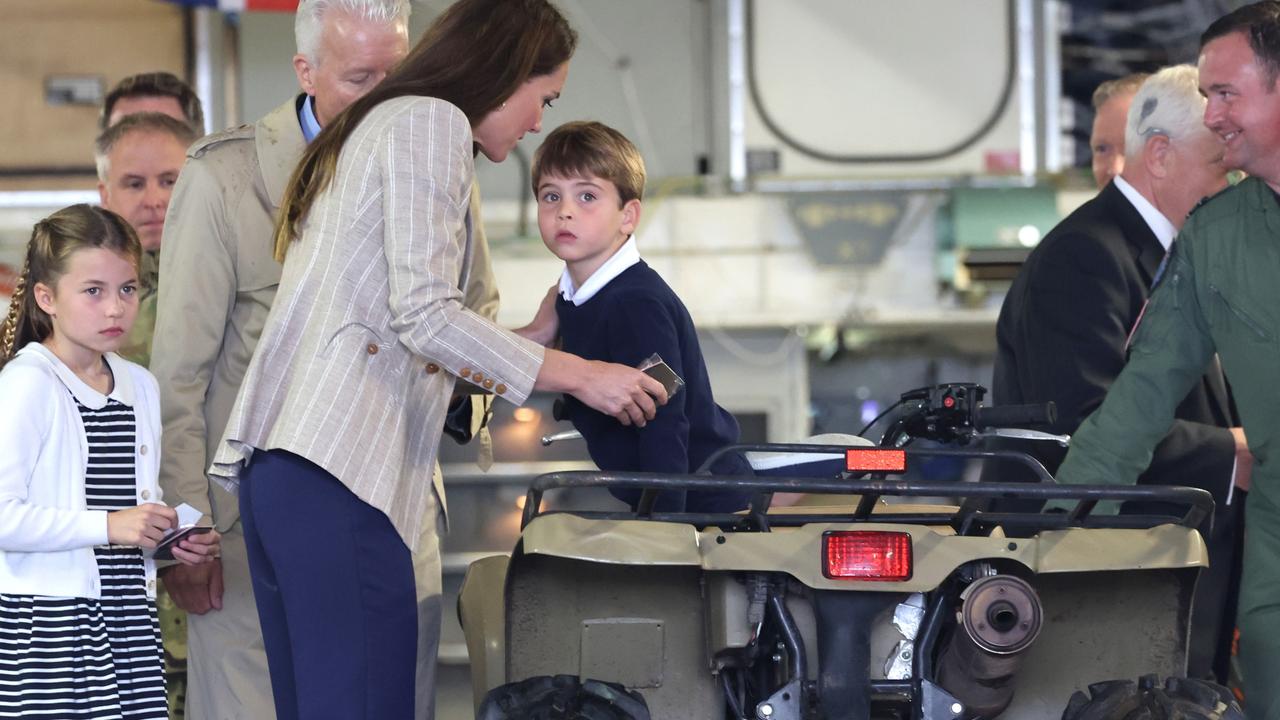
[
  {"x1": 1062, "y1": 675, "x2": 1244, "y2": 720},
  {"x1": 477, "y1": 674, "x2": 650, "y2": 720}
]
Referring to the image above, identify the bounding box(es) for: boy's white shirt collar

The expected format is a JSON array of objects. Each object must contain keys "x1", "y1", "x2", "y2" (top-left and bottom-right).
[
  {"x1": 558, "y1": 235, "x2": 640, "y2": 306},
  {"x1": 19, "y1": 342, "x2": 135, "y2": 410}
]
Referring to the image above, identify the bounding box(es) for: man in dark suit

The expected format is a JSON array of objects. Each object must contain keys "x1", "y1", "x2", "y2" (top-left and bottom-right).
[{"x1": 987, "y1": 64, "x2": 1251, "y2": 682}]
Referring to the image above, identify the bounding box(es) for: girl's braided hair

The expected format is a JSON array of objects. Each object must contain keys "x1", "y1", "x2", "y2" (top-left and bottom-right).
[{"x1": 0, "y1": 205, "x2": 140, "y2": 369}]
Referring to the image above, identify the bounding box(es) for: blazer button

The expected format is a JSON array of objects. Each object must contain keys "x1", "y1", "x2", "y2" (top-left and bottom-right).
[
  {"x1": 495, "y1": 383, "x2": 507, "y2": 395},
  {"x1": 482, "y1": 379, "x2": 494, "y2": 390},
  {"x1": 425, "y1": 363, "x2": 440, "y2": 374},
  {"x1": 366, "y1": 343, "x2": 379, "y2": 355},
  {"x1": 460, "y1": 367, "x2": 472, "y2": 378}
]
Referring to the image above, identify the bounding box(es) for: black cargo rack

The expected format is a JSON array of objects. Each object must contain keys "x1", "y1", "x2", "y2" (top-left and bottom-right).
[{"x1": 520, "y1": 443, "x2": 1213, "y2": 534}]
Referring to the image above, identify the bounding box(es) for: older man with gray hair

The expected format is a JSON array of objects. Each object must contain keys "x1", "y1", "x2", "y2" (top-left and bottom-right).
[
  {"x1": 151, "y1": 1, "x2": 499, "y2": 717},
  {"x1": 989, "y1": 64, "x2": 1247, "y2": 682}
]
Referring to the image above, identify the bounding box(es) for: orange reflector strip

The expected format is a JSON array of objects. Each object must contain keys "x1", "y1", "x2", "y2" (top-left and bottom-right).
[
  {"x1": 823, "y1": 531, "x2": 913, "y2": 581},
  {"x1": 846, "y1": 448, "x2": 907, "y2": 473}
]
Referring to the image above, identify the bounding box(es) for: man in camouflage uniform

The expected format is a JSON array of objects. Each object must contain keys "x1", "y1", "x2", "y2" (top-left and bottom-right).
[{"x1": 1059, "y1": 4, "x2": 1280, "y2": 717}]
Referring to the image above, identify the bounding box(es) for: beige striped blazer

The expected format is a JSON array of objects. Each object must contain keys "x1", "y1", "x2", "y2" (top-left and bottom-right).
[{"x1": 210, "y1": 96, "x2": 545, "y2": 551}]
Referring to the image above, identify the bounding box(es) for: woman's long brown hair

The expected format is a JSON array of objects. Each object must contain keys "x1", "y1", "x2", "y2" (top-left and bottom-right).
[{"x1": 273, "y1": 0, "x2": 577, "y2": 261}]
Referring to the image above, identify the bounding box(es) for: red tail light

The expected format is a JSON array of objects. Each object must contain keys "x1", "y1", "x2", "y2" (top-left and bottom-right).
[
  {"x1": 822, "y1": 531, "x2": 913, "y2": 581},
  {"x1": 846, "y1": 448, "x2": 907, "y2": 473}
]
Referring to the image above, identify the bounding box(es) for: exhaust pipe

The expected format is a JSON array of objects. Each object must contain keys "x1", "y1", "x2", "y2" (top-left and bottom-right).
[{"x1": 936, "y1": 575, "x2": 1043, "y2": 717}]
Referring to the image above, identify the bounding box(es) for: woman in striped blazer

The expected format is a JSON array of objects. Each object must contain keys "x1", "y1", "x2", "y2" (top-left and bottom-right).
[{"x1": 207, "y1": 1, "x2": 668, "y2": 718}]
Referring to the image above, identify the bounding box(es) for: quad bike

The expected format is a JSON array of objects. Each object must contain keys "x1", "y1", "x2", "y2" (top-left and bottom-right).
[{"x1": 459, "y1": 383, "x2": 1243, "y2": 719}]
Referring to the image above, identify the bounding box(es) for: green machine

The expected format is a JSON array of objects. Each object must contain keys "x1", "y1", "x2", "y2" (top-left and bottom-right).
[{"x1": 937, "y1": 185, "x2": 1062, "y2": 292}]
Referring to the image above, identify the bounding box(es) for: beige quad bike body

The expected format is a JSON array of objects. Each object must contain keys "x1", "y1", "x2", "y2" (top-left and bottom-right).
[{"x1": 459, "y1": 384, "x2": 1243, "y2": 720}]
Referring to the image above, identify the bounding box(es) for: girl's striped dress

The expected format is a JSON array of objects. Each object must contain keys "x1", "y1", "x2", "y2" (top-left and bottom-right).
[{"x1": 0, "y1": 394, "x2": 167, "y2": 719}]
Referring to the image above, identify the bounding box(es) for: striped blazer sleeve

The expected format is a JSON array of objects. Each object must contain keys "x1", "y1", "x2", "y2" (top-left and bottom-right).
[{"x1": 379, "y1": 99, "x2": 544, "y2": 404}]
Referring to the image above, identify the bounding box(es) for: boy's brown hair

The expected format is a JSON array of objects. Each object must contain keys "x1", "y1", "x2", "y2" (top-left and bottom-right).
[{"x1": 532, "y1": 121, "x2": 646, "y2": 206}]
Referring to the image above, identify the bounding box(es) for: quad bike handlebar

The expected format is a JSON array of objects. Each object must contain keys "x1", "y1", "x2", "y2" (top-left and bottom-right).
[
  {"x1": 880, "y1": 383, "x2": 1057, "y2": 447},
  {"x1": 539, "y1": 384, "x2": 1062, "y2": 448}
]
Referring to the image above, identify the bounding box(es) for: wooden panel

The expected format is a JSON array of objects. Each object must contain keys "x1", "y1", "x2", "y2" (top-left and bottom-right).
[{"x1": 0, "y1": 0, "x2": 185, "y2": 173}]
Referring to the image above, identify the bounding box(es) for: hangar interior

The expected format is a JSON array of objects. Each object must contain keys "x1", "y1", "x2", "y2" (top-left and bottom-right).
[{"x1": 0, "y1": 1, "x2": 1228, "y2": 717}]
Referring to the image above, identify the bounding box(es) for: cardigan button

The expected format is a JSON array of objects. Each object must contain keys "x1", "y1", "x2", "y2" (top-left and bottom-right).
[
  {"x1": 366, "y1": 343, "x2": 379, "y2": 355},
  {"x1": 425, "y1": 363, "x2": 440, "y2": 374},
  {"x1": 482, "y1": 379, "x2": 494, "y2": 390},
  {"x1": 495, "y1": 383, "x2": 507, "y2": 395},
  {"x1": 472, "y1": 372, "x2": 485, "y2": 384},
  {"x1": 460, "y1": 367, "x2": 472, "y2": 378}
]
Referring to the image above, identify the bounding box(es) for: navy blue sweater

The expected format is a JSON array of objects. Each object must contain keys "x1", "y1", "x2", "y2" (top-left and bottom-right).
[{"x1": 557, "y1": 261, "x2": 751, "y2": 512}]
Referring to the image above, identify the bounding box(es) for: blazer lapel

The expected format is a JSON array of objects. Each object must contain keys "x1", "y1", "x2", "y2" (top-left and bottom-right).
[{"x1": 1102, "y1": 182, "x2": 1166, "y2": 288}]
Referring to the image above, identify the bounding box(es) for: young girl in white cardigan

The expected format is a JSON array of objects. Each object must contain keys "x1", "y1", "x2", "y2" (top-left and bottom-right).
[{"x1": 0, "y1": 205, "x2": 220, "y2": 718}]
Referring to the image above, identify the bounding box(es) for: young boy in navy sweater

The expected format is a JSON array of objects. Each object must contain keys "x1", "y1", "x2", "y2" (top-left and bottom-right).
[{"x1": 532, "y1": 121, "x2": 751, "y2": 513}]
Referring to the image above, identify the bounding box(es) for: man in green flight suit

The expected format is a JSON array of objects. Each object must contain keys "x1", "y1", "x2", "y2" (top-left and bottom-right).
[{"x1": 1057, "y1": 3, "x2": 1280, "y2": 717}]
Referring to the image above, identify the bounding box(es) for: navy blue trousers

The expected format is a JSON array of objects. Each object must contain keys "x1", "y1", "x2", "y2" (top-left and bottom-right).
[{"x1": 240, "y1": 449, "x2": 417, "y2": 720}]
